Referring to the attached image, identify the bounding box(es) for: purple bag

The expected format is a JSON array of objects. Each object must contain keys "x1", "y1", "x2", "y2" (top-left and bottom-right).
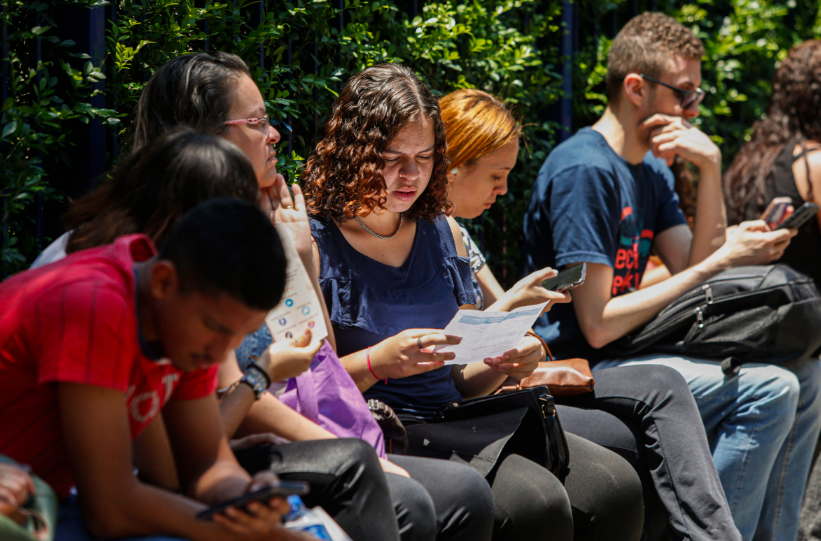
[{"x1": 279, "y1": 341, "x2": 387, "y2": 458}]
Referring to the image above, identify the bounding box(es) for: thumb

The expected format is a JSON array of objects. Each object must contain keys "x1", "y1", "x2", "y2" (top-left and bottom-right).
[
  {"x1": 294, "y1": 329, "x2": 312, "y2": 348},
  {"x1": 528, "y1": 266, "x2": 558, "y2": 284}
]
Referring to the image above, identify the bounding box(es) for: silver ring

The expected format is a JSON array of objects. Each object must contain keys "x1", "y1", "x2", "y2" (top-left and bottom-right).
[{"x1": 417, "y1": 337, "x2": 424, "y2": 350}]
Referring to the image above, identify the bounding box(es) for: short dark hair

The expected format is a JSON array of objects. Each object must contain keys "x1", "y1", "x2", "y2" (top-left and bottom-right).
[
  {"x1": 303, "y1": 63, "x2": 452, "y2": 222},
  {"x1": 159, "y1": 198, "x2": 286, "y2": 311},
  {"x1": 606, "y1": 12, "x2": 705, "y2": 102},
  {"x1": 65, "y1": 128, "x2": 259, "y2": 253},
  {"x1": 130, "y1": 52, "x2": 251, "y2": 152}
]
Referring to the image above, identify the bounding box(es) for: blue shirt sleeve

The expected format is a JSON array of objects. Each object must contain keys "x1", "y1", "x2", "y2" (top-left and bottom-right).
[{"x1": 549, "y1": 165, "x2": 622, "y2": 269}]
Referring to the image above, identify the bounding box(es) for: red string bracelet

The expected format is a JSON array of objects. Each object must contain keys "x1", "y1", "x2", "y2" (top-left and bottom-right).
[{"x1": 367, "y1": 346, "x2": 387, "y2": 384}]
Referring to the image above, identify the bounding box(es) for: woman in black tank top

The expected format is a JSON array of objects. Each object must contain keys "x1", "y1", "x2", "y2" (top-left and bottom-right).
[{"x1": 724, "y1": 40, "x2": 821, "y2": 288}]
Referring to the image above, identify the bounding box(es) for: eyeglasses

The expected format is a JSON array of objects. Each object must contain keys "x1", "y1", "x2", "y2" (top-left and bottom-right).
[
  {"x1": 639, "y1": 74, "x2": 706, "y2": 110},
  {"x1": 223, "y1": 114, "x2": 275, "y2": 134}
]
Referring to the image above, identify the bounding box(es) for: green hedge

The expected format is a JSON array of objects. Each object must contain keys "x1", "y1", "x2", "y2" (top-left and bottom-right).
[{"x1": 2, "y1": 0, "x2": 820, "y2": 283}]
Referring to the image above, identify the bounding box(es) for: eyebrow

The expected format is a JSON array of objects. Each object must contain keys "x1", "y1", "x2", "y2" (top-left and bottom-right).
[
  {"x1": 383, "y1": 145, "x2": 436, "y2": 155},
  {"x1": 206, "y1": 317, "x2": 234, "y2": 335}
]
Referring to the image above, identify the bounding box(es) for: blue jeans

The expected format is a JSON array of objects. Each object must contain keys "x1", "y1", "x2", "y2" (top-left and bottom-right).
[
  {"x1": 57, "y1": 494, "x2": 186, "y2": 541},
  {"x1": 596, "y1": 356, "x2": 821, "y2": 541}
]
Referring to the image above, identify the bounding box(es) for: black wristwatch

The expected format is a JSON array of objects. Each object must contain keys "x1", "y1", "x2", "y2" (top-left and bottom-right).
[{"x1": 240, "y1": 363, "x2": 272, "y2": 400}]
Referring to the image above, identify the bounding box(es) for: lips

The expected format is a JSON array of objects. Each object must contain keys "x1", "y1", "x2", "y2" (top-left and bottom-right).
[{"x1": 394, "y1": 188, "x2": 417, "y2": 202}]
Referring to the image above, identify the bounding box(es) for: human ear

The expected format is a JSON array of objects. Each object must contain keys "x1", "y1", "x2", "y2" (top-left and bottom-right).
[
  {"x1": 622, "y1": 73, "x2": 646, "y2": 108},
  {"x1": 149, "y1": 260, "x2": 179, "y2": 301},
  {"x1": 446, "y1": 167, "x2": 459, "y2": 184}
]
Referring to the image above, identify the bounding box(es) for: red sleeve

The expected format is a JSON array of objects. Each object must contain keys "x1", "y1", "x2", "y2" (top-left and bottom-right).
[
  {"x1": 172, "y1": 364, "x2": 219, "y2": 401},
  {"x1": 34, "y1": 280, "x2": 134, "y2": 392}
]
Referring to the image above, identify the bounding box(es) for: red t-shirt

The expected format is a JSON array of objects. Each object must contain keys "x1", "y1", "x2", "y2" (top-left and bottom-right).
[{"x1": 0, "y1": 235, "x2": 218, "y2": 499}]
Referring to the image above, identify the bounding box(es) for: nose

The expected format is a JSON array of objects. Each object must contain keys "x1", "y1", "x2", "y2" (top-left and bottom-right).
[
  {"x1": 267, "y1": 123, "x2": 281, "y2": 145},
  {"x1": 495, "y1": 178, "x2": 509, "y2": 196},
  {"x1": 400, "y1": 158, "x2": 420, "y2": 181}
]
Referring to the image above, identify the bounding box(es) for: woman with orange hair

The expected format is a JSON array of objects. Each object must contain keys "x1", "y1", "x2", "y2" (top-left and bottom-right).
[{"x1": 440, "y1": 88, "x2": 741, "y2": 541}]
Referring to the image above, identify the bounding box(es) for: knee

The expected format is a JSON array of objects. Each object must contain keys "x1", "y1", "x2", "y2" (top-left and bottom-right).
[
  {"x1": 329, "y1": 438, "x2": 382, "y2": 473},
  {"x1": 745, "y1": 365, "x2": 800, "y2": 411},
  {"x1": 446, "y1": 464, "x2": 495, "y2": 533},
  {"x1": 389, "y1": 476, "x2": 437, "y2": 541}
]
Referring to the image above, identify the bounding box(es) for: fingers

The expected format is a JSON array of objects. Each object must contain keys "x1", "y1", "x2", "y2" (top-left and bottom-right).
[
  {"x1": 546, "y1": 291, "x2": 572, "y2": 307},
  {"x1": 291, "y1": 182, "x2": 307, "y2": 212},
  {"x1": 737, "y1": 219, "x2": 770, "y2": 233},
  {"x1": 230, "y1": 433, "x2": 282, "y2": 451},
  {"x1": 250, "y1": 470, "x2": 280, "y2": 491},
  {"x1": 411, "y1": 360, "x2": 447, "y2": 373},
  {"x1": 277, "y1": 176, "x2": 295, "y2": 209},
  {"x1": 293, "y1": 329, "x2": 312, "y2": 348},
  {"x1": 528, "y1": 266, "x2": 558, "y2": 284},
  {"x1": 639, "y1": 114, "x2": 677, "y2": 131},
  {"x1": 412, "y1": 333, "x2": 462, "y2": 349}
]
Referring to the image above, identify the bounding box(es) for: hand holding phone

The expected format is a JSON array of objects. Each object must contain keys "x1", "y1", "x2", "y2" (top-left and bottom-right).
[
  {"x1": 541, "y1": 263, "x2": 587, "y2": 293},
  {"x1": 775, "y1": 202, "x2": 819, "y2": 231},
  {"x1": 196, "y1": 481, "x2": 310, "y2": 521}
]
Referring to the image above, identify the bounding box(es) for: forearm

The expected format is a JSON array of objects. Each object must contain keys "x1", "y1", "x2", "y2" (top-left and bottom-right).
[
  {"x1": 187, "y1": 455, "x2": 251, "y2": 505},
  {"x1": 341, "y1": 348, "x2": 381, "y2": 392},
  {"x1": 237, "y1": 392, "x2": 337, "y2": 441},
  {"x1": 218, "y1": 382, "x2": 256, "y2": 440},
  {"x1": 450, "y1": 363, "x2": 508, "y2": 399},
  {"x1": 85, "y1": 477, "x2": 229, "y2": 541},
  {"x1": 688, "y1": 159, "x2": 727, "y2": 267},
  {"x1": 582, "y1": 260, "x2": 719, "y2": 347}
]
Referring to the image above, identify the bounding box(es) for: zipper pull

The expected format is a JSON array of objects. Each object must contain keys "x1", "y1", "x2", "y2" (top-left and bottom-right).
[
  {"x1": 703, "y1": 284, "x2": 713, "y2": 304},
  {"x1": 695, "y1": 307, "x2": 705, "y2": 329}
]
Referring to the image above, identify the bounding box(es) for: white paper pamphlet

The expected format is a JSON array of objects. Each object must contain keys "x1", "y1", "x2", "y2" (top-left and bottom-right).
[
  {"x1": 264, "y1": 224, "x2": 329, "y2": 344},
  {"x1": 434, "y1": 301, "x2": 549, "y2": 365}
]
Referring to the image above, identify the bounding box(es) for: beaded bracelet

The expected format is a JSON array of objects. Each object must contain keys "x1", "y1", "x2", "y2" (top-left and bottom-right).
[{"x1": 367, "y1": 346, "x2": 387, "y2": 384}]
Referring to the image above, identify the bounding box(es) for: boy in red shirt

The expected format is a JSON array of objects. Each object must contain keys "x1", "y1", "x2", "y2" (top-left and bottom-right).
[{"x1": 0, "y1": 198, "x2": 308, "y2": 541}]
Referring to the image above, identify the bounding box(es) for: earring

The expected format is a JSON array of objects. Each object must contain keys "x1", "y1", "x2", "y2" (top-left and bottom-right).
[{"x1": 450, "y1": 167, "x2": 459, "y2": 175}]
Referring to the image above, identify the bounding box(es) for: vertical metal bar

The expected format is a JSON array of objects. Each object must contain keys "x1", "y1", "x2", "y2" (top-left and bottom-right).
[
  {"x1": 2, "y1": 3, "x2": 8, "y2": 276},
  {"x1": 650, "y1": 0, "x2": 657, "y2": 11},
  {"x1": 258, "y1": 0, "x2": 264, "y2": 71},
  {"x1": 107, "y1": 1, "x2": 117, "y2": 160},
  {"x1": 287, "y1": 36, "x2": 293, "y2": 156},
  {"x1": 204, "y1": 0, "x2": 210, "y2": 52},
  {"x1": 313, "y1": 40, "x2": 318, "y2": 133},
  {"x1": 630, "y1": 0, "x2": 637, "y2": 18},
  {"x1": 35, "y1": 10, "x2": 43, "y2": 250},
  {"x1": 559, "y1": 0, "x2": 573, "y2": 141},
  {"x1": 610, "y1": 8, "x2": 617, "y2": 38},
  {"x1": 412, "y1": 0, "x2": 418, "y2": 18}
]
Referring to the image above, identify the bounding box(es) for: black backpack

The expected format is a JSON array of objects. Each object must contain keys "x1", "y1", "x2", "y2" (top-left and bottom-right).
[{"x1": 605, "y1": 265, "x2": 821, "y2": 373}]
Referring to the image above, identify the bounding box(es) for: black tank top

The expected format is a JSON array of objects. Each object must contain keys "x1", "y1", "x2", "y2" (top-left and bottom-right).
[{"x1": 766, "y1": 140, "x2": 821, "y2": 288}]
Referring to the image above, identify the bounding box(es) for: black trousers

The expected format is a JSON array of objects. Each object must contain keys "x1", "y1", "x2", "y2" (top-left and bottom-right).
[
  {"x1": 478, "y1": 433, "x2": 644, "y2": 541},
  {"x1": 236, "y1": 438, "x2": 495, "y2": 541},
  {"x1": 557, "y1": 364, "x2": 738, "y2": 541}
]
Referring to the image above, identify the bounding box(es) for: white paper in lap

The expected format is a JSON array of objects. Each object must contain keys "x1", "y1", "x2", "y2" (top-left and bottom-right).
[
  {"x1": 434, "y1": 301, "x2": 549, "y2": 364},
  {"x1": 264, "y1": 224, "x2": 329, "y2": 343}
]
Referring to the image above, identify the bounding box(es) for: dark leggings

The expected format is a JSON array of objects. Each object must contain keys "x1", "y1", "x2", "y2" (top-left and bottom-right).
[
  {"x1": 236, "y1": 438, "x2": 495, "y2": 541},
  {"x1": 557, "y1": 364, "x2": 738, "y2": 541}
]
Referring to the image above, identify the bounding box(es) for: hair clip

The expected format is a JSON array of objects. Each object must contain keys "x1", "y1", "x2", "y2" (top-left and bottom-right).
[{"x1": 450, "y1": 167, "x2": 459, "y2": 175}]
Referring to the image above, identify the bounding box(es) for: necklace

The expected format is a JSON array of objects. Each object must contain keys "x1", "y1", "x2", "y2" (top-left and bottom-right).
[{"x1": 355, "y1": 214, "x2": 404, "y2": 239}]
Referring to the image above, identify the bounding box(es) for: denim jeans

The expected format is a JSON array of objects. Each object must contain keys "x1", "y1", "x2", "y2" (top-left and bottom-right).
[{"x1": 596, "y1": 356, "x2": 821, "y2": 541}]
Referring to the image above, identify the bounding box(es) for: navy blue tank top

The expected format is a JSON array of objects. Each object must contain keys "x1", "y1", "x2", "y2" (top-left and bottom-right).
[{"x1": 310, "y1": 216, "x2": 475, "y2": 418}]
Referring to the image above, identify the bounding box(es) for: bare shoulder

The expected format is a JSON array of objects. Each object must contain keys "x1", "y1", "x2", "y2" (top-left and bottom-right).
[{"x1": 445, "y1": 216, "x2": 468, "y2": 258}]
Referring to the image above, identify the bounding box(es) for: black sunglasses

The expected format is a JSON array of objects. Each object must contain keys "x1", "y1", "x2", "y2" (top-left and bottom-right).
[{"x1": 639, "y1": 74, "x2": 706, "y2": 110}]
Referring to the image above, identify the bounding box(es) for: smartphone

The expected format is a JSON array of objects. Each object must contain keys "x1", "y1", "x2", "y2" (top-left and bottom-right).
[
  {"x1": 775, "y1": 202, "x2": 819, "y2": 231},
  {"x1": 541, "y1": 263, "x2": 587, "y2": 293},
  {"x1": 196, "y1": 481, "x2": 310, "y2": 520},
  {"x1": 761, "y1": 196, "x2": 793, "y2": 229}
]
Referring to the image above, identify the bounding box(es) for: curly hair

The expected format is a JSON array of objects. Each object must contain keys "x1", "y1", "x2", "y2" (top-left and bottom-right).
[
  {"x1": 724, "y1": 40, "x2": 821, "y2": 224},
  {"x1": 439, "y1": 89, "x2": 521, "y2": 171},
  {"x1": 303, "y1": 63, "x2": 452, "y2": 222},
  {"x1": 606, "y1": 12, "x2": 705, "y2": 101}
]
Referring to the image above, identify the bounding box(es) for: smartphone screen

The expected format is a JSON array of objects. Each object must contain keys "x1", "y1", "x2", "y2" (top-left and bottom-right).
[
  {"x1": 761, "y1": 197, "x2": 793, "y2": 229},
  {"x1": 196, "y1": 481, "x2": 310, "y2": 520},
  {"x1": 541, "y1": 263, "x2": 587, "y2": 292},
  {"x1": 775, "y1": 202, "x2": 820, "y2": 231}
]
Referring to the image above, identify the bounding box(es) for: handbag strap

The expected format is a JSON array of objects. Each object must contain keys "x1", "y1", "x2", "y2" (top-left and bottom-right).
[{"x1": 526, "y1": 331, "x2": 554, "y2": 362}]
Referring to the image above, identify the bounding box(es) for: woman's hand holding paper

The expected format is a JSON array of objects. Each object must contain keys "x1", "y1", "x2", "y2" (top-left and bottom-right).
[
  {"x1": 483, "y1": 334, "x2": 544, "y2": 381},
  {"x1": 257, "y1": 329, "x2": 324, "y2": 383}
]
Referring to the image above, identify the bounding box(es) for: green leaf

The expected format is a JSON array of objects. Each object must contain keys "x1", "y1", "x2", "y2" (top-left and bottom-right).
[{"x1": 2, "y1": 122, "x2": 17, "y2": 138}]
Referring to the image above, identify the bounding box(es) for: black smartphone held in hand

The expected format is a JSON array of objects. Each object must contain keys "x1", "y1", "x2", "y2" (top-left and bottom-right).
[
  {"x1": 760, "y1": 196, "x2": 793, "y2": 229},
  {"x1": 541, "y1": 263, "x2": 587, "y2": 293},
  {"x1": 196, "y1": 481, "x2": 310, "y2": 520},
  {"x1": 775, "y1": 202, "x2": 819, "y2": 231}
]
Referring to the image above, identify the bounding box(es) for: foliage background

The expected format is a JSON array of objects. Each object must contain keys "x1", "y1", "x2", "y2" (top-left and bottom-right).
[{"x1": 2, "y1": 0, "x2": 820, "y2": 283}]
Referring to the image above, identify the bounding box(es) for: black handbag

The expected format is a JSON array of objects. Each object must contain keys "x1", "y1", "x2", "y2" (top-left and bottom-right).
[{"x1": 434, "y1": 386, "x2": 569, "y2": 482}]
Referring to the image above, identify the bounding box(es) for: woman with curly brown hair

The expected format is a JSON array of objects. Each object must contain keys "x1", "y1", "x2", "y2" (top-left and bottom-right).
[
  {"x1": 303, "y1": 63, "x2": 644, "y2": 541},
  {"x1": 724, "y1": 40, "x2": 821, "y2": 288}
]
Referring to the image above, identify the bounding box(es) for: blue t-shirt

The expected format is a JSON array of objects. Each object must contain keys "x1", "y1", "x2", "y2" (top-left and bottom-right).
[
  {"x1": 523, "y1": 127, "x2": 687, "y2": 362},
  {"x1": 311, "y1": 216, "x2": 475, "y2": 419}
]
